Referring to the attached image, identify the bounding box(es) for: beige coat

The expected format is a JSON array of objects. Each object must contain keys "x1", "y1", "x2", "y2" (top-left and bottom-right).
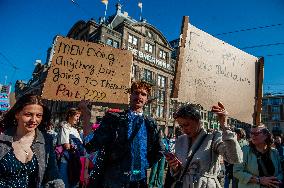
[{"x1": 172, "y1": 128, "x2": 243, "y2": 188}]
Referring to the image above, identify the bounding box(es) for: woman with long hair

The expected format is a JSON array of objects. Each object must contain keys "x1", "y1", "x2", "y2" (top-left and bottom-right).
[
  {"x1": 234, "y1": 125, "x2": 283, "y2": 188},
  {"x1": 0, "y1": 94, "x2": 64, "y2": 188}
]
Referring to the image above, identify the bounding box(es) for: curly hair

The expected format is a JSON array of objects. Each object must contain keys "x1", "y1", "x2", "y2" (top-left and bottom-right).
[
  {"x1": 0, "y1": 94, "x2": 50, "y2": 131},
  {"x1": 130, "y1": 81, "x2": 152, "y2": 96},
  {"x1": 173, "y1": 104, "x2": 201, "y2": 121}
]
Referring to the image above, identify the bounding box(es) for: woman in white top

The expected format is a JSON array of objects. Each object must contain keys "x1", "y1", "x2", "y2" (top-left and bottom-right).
[{"x1": 58, "y1": 108, "x2": 83, "y2": 188}]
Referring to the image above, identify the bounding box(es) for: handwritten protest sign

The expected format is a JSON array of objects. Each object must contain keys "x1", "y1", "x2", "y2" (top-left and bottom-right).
[
  {"x1": 174, "y1": 18, "x2": 261, "y2": 124},
  {"x1": 42, "y1": 36, "x2": 132, "y2": 104}
]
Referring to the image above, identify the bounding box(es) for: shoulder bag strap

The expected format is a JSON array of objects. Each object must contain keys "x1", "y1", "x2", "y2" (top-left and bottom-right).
[
  {"x1": 178, "y1": 133, "x2": 208, "y2": 182},
  {"x1": 207, "y1": 131, "x2": 217, "y2": 172}
]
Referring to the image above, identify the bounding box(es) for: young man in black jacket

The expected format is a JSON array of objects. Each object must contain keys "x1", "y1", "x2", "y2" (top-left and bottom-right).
[{"x1": 81, "y1": 81, "x2": 164, "y2": 188}]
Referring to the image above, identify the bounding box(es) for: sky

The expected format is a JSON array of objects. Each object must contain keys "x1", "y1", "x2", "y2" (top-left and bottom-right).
[{"x1": 0, "y1": 0, "x2": 284, "y2": 94}]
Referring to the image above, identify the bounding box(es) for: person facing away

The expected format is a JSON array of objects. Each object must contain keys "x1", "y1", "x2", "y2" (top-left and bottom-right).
[
  {"x1": 166, "y1": 102, "x2": 243, "y2": 188},
  {"x1": 81, "y1": 81, "x2": 165, "y2": 188},
  {"x1": 0, "y1": 94, "x2": 64, "y2": 188}
]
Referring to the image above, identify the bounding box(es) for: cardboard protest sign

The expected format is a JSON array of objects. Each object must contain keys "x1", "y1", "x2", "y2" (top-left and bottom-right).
[
  {"x1": 42, "y1": 36, "x2": 132, "y2": 104},
  {"x1": 174, "y1": 17, "x2": 262, "y2": 124}
]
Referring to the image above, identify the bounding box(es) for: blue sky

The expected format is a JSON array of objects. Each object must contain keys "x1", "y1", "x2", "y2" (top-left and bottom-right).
[{"x1": 0, "y1": 0, "x2": 284, "y2": 93}]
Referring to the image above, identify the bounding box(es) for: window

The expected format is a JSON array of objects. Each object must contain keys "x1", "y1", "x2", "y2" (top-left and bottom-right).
[
  {"x1": 157, "y1": 90, "x2": 165, "y2": 104},
  {"x1": 159, "y1": 49, "x2": 167, "y2": 59},
  {"x1": 106, "y1": 38, "x2": 112, "y2": 46},
  {"x1": 262, "y1": 106, "x2": 268, "y2": 113},
  {"x1": 204, "y1": 112, "x2": 207, "y2": 120},
  {"x1": 270, "y1": 98, "x2": 281, "y2": 105},
  {"x1": 156, "y1": 105, "x2": 164, "y2": 118},
  {"x1": 272, "y1": 114, "x2": 280, "y2": 121},
  {"x1": 106, "y1": 38, "x2": 119, "y2": 48},
  {"x1": 201, "y1": 112, "x2": 204, "y2": 119},
  {"x1": 262, "y1": 99, "x2": 268, "y2": 106},
  {"x1": 146, "y1": 31, "x2": 152, "y2": 38},
  {"x1": 144, "y1": 69, "x2": 152, "y2": 81},
  {"x1": 144, "y1": 104, "x2": 151, "y2": 116},
  {"x1": 128, "y1": 34, "x2": 138, "y2": 46},
  {"x1": 170, "y1": 80, "x2": 173, "y2": 90},
  {"x1": 132, "y1": 65, "x2": 139, "y2": 79},
  {"x1": 145, "y1": 43, "x2": 153, "y2": 53},
  {"x1": 272, "y1": 106, "x2": 280, "y2": 113},
  {"x1": 157, "y1": 75, "x2": 166, "y2": 88},
  {"x1": 113, "y1": 41, "x2": 119, "y2": 48},
  {"x1": 261, "y1": 115, "x2": 268, "y2": 122},
  {"x1": 169, "y1": 107, "x2": 173, "y2": 119}
]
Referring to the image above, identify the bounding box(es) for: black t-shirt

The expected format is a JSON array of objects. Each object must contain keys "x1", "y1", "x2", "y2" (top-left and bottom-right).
[{"x1": 256, "y1": 149, "x2": 275, "y2": 177}]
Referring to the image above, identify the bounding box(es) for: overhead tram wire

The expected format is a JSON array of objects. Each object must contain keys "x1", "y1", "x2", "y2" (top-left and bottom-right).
[
  {"x1": 70, "y1": 0, "x2": 91, "y2": 18},
  {"x1": 241, "y1": 42, "x2": 284, "y2": 49},
  {"x1": 213, "y1": 23, "x2": 284, "y2": 36},
  {"x1": 0, "y1": 52, "x2": 19, "y2": 70}
]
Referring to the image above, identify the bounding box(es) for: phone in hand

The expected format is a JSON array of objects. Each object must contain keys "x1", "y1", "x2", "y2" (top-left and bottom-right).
[{"x1": 163, "y1": 152, "x2": 181, "y2": 163}]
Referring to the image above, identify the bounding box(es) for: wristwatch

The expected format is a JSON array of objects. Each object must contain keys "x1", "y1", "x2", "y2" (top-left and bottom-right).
[{"x1": 256, "y1": 176, "x2": 260, "y2": 184}]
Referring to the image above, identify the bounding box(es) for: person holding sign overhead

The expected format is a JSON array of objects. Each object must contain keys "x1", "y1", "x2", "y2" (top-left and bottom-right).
[
  {"x1": 80, "y1": 81, "x2": 165, "y2": 188},
  {"x1": 166, "y1": 102, "x2": 242, "y2": 188}
]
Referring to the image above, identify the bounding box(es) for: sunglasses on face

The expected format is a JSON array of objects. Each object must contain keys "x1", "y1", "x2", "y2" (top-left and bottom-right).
[{"x1": 250, "y1": 131, "x2": 263, "y2": 136}]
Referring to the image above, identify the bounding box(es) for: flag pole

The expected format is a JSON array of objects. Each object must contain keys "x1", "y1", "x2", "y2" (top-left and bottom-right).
[
  {"x1": 138, "y1": 2, "x2": 143, "y2": 21},
  {"x1": 140, "y1": 6, "x2": 142, "y2": 21},
  {"x1": 104, "y1": 2, "x2": 108, "y2": 22}
]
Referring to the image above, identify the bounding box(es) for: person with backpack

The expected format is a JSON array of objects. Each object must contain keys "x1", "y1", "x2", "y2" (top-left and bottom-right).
[{"x1": 79, "y1": 81, "x2": 164, "y2": 188}]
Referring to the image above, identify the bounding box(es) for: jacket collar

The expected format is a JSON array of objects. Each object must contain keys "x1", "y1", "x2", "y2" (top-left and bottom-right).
[
  {"x1": 0, "y1": 127, "x2": 45, "y2": 144},
  {"x1": 187, "y1": 128, "x2": 207, "y2": 157}
]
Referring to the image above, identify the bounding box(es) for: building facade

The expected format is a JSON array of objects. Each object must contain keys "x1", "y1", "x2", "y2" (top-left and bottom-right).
[
  {"x1": 261, "y1": 93, "x2": 284, "y2": 134},
  {"x1": 16, "y1": 3, "x2": 177, "y2": 133}
]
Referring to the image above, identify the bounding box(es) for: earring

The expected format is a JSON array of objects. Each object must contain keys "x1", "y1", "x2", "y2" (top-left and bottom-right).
[{"x1": 13, "y1": 119, "x2": 17, "y2": 126}]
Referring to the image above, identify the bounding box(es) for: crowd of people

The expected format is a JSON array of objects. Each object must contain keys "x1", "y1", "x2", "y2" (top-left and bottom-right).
[{"x1": 0, "y1": 80, "x2": 283, "y2": 188}]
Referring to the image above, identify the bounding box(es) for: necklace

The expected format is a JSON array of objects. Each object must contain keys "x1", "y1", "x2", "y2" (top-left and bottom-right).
[
  {"x1": 13, "y1": 135, "x2": 33, "y2": 156},
  {"x1": 19, "y1": 140, "x2": 30, "y2": 156}
]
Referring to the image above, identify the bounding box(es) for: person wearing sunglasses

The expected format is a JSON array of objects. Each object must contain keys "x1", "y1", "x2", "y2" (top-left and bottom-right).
[{"x1": 234, "y1": 125, "x2": 283, "y2": 188}]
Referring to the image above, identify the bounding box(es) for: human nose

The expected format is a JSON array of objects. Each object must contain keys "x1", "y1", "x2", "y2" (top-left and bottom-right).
[{"x1": 30, "y1": 115, "x2": 37, "y2": 122}]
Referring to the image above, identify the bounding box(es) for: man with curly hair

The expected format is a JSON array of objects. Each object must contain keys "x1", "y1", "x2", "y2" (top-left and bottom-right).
[{"x1": 81, "y1": 81, "x2": 164, "y2": 188}]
